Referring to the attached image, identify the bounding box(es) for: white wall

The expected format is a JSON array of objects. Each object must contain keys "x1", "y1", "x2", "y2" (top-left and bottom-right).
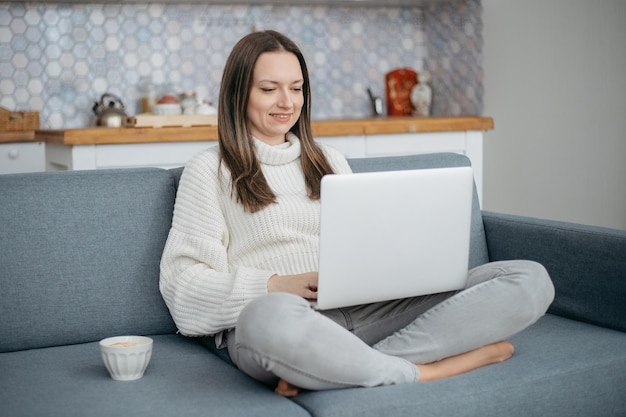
[{"x1": 482, "y1": 0, "x2": 626, "y2": 230}]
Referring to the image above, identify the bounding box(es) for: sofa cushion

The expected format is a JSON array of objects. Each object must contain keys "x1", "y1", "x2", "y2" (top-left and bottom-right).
[
  {"x1": 347, "y1": 153, "x2": 489, "y2": 269},
  {"x1": 0, "y1": 334, "x2": 309, "y2": 417},
  {"x1": 0, "y1": 169, "x2": 177, "y2": 352},
  {"x1": 292, "y1": 314, "x2": 626, "y2": 417}
]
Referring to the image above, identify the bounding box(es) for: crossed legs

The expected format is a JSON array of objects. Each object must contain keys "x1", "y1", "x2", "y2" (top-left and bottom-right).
[
  {"x1": 228, "y1": 260, "x2": 554, "y2": 395},
  {"x1": 275, "y1": 341, "x2": 515, "y2": 396}
]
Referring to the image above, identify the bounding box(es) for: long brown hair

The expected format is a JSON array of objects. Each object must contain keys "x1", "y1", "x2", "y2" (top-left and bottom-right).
[{"x1": 218, "y1": 30, "x2": 335, "y2": 213}]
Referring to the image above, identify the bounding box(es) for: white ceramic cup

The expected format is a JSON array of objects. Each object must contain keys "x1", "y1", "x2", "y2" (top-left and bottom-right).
[{"x1": 99, "y1": 336, "x2": 153, "y2": 381}]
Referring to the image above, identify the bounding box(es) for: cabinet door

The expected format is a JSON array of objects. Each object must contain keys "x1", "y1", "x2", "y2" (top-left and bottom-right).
[
  {"x1": 315, "y1": 135, "x2": 367, "y2": 158},
  {"x1": 365, "y1": 132, "x2": 468, "y2": 157},
  {"x1": 0, "y1": 142, "x2": 46, "y2": 174},
  {"x1": 94, "y1": 142, "x2": 217, "y2": 169}
]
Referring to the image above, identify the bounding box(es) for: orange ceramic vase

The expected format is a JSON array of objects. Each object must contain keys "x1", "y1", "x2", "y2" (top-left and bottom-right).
[{"x1": 385, "y1": 68, "x2": 418, "y2": 116}]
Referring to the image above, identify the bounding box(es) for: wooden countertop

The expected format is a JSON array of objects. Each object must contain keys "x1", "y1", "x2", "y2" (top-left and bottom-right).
[
  {"x1": 0, "y1": 131, "x2": 37, "y2": 144},
  {"x1": 35, "y1": 116, "x2": 493, "y2": 146}
]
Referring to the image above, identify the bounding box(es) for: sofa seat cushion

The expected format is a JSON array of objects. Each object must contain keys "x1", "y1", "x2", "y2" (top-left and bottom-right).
[
  {"x1": 292, "y1": 314, "x2": 626, "y2": 417},
  {"x1": 0, "y1": 334, "x2": 309, "y2": 417}
]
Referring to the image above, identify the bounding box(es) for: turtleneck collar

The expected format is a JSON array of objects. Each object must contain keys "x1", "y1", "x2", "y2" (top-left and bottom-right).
[{"x1": 253, "y1": 132, "x2": 301, "y2": 166}]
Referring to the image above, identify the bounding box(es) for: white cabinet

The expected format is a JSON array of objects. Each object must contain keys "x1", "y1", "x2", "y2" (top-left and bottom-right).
[
  {"x1": 46, "y1": 141, "x2": 213, "y2": 171},
  {"x1": 0, "y1": 142, "x2": 46, "y2": 174},
  {"x1": 45, "y1": 130, "x2": 484, "y2": 203}
]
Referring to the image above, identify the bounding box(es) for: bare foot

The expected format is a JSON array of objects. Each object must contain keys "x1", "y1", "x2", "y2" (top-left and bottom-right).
[
  {"x1": 275, "y1": 379, "x2": 301, "y2": 397},
  {"x1": 417, "y1": 341, "x2": 514, "y2": 382}
]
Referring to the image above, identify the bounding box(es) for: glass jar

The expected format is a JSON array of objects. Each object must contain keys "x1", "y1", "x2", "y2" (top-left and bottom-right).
[{"x1": 138, "y1": 78, "x2": 157, "y2": 114}]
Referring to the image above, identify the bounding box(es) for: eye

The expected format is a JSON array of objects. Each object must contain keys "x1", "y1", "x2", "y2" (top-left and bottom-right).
[
  {"x1": 292, "y1": 86, "x2": 303, "y2": 92},
  {"x1": 261, "y1": 88, "x2": 275, "y2": 93}
]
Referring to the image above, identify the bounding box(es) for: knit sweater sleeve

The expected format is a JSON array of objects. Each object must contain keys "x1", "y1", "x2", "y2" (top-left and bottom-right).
[{"x1": 159, "y1": 149, "x2": 274, "y2": 337}]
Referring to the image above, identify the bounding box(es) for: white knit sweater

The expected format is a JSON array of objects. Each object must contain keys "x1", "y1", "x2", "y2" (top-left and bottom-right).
[{"x1": 159, "y1": 133, "x2": 352, "y2": 343}]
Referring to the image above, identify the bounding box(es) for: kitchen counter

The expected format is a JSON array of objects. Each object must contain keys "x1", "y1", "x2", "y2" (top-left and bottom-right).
[
  {"x1": 311, "y1": 116, "x2": 493, "y2": 137},
  {"x1": 35, "y1": 116, "x2": 493, "y2": 145},
  {"x1": 0, "y1": 132, "x2": 37, "y2": 144}
]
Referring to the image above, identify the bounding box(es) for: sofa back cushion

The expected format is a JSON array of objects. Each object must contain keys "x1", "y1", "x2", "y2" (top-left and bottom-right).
[
  {"x1": 0, "y1": 168, "x2": 177, "y2": 352},
  {"x1": 347, "y1": 153, "x2": 489, "y2": 269}
]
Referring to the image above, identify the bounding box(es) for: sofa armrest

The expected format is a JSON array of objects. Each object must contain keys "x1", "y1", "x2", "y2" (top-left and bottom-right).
[{"x1": 482, "y1": 211, "x2": 626, "y2": 333}]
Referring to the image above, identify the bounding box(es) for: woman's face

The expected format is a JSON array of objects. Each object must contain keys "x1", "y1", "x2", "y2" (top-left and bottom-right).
[{"x1": 247, "y1": 51, "x2": 304, "y2": 145}]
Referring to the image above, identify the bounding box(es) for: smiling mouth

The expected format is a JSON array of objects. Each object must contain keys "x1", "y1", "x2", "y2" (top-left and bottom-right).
[{"x1": 270, "y1": 113, "x2": 291, "y2": 120}]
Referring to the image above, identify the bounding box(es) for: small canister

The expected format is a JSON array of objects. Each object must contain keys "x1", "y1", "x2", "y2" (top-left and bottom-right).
[{"x1": 138, "y1": 79, "x2": 157, "y2": 114}]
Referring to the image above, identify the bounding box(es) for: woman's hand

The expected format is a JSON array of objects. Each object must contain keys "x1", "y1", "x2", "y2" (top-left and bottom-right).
[{"x1": 267, "y1": 272, "x2": 318, "y2": 300}]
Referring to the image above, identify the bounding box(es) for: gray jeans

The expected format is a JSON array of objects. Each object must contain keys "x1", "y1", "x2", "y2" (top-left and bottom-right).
[{"x1": 226, "y1": 260, "x2": 555, "y2": 390}]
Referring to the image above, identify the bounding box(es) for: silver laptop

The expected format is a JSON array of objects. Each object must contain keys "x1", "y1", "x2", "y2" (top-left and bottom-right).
[{"x1": 314, "y1": 166, "x2": 474, "y2": 310}]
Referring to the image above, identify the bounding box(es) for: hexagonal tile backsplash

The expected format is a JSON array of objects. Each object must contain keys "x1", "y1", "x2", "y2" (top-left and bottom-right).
[{"x1": 0, "y1": 1, "x2": 482, "y2": 128}]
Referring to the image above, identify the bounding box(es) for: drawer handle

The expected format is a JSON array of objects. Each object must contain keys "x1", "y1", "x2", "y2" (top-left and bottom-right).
[{"x1": 8, "y1": 149, "x2": 19, "y2": 160}]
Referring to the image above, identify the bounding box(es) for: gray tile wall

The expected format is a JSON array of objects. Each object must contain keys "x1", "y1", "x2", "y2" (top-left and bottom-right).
[{"x1": 0, "y1": 1, "x2": 482, "y2": 128}]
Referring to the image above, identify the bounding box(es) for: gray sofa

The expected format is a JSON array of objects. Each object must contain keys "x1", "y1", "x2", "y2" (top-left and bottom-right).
[{"x1": 1, "y1": 152, "x2": 625, "y2": 417}]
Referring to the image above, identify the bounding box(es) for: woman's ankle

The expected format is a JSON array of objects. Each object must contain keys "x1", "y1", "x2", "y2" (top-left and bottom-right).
[{"x1": 417, "y1": 341, "x2": 514, "y2": 382}]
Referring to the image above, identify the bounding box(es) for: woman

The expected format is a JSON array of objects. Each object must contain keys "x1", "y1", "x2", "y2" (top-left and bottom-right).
[{"x1": 159, "y1": 30, "x2": 555, "y2": 397}]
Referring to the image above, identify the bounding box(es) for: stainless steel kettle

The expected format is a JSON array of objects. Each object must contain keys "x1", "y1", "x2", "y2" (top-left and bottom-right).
[{"x1": 92, "y1": 93, "x2": 130, "y2": 127}]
